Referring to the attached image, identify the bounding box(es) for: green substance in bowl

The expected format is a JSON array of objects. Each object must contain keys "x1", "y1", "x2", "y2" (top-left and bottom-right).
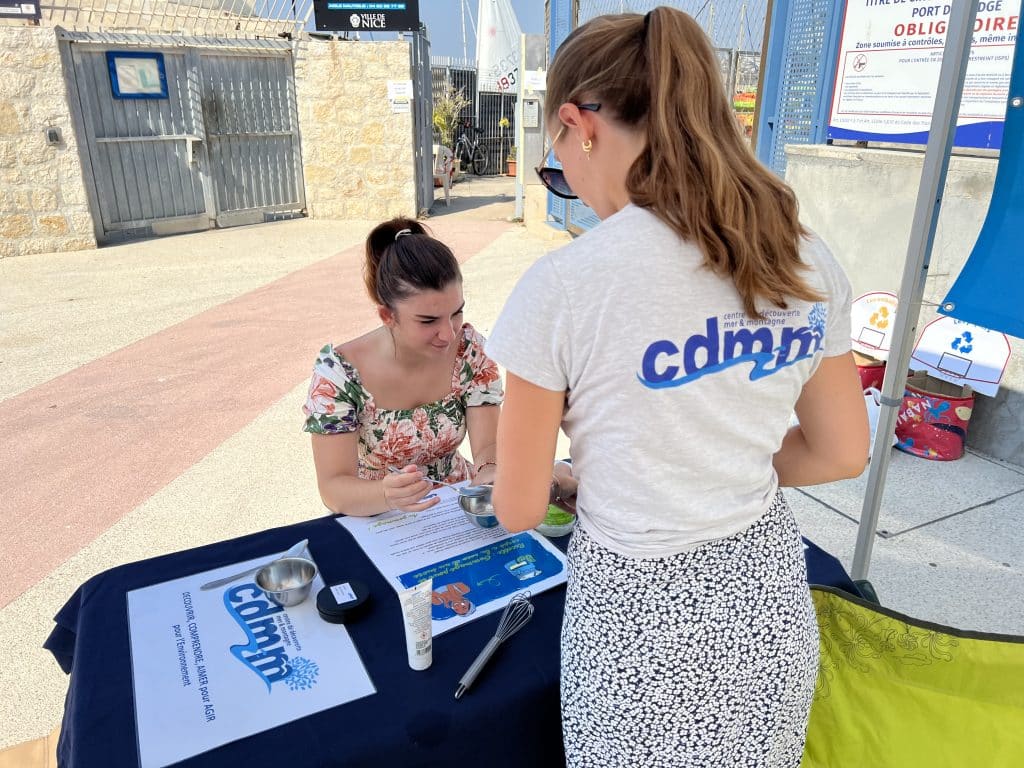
[{"x1": 544, "y1": 505, "x2": 575, "y2": 526}]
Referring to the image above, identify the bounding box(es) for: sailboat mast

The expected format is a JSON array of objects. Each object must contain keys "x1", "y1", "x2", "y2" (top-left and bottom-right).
[{"x1": 460, "y1": 0, "x2": 468, "y2": 61}]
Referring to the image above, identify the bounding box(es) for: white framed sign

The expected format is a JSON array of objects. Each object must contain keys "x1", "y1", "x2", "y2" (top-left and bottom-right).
[
  {"x1": 828, "y1": 0, "x2": 1021, "y2": 149},
  {"x1": 106, "y1": 51, "x2": 168, "y2": 99},
  {"x1": 387, "y1": 79, "x2": 412, "y2": 113}
]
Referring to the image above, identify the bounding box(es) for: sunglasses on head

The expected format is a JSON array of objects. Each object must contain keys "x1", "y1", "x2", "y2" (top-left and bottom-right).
[{"x1": 535, "y1": 103, "x2": 601, "y2": 200}]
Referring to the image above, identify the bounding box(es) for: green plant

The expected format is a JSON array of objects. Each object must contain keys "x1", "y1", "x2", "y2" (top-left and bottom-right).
[
  {"x1": 507, "y1": 145, "x2": 517, "y2": 161},
  {"x1": 432, "y1": 83, "x2": 471, "y2": 150}
]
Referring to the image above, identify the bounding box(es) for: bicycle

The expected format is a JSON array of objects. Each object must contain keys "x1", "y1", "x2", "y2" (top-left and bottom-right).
[{"x1": 453, "y1": 121, "x2": 488, "y2": 176}]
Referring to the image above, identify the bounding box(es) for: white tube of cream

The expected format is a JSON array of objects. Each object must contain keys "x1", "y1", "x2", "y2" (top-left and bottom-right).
[{"x1": 399, "y1": 578, "x2": 433, "y2": 671}]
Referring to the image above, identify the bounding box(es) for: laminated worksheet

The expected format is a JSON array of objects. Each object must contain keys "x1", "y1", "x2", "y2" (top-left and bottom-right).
[
  {"x1": 338, "y1": 485, "x2": 567, "y2": 635},
  {"x1": 126, "y1": 554, "x2": 375, "y2": 767}
]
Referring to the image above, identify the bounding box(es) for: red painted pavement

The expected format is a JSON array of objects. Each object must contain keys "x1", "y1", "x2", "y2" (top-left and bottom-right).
[{"x1": 0, "y1": 218, "x2": 512, "y2": 608}]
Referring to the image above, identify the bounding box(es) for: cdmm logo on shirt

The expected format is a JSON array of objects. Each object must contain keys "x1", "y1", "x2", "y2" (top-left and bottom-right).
[{"x1": 637, "y1": 305, "x2": 827, "y2": 389}]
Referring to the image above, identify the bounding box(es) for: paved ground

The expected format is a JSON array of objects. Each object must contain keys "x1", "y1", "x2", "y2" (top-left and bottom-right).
[{"x1": 1, "y1": 174, "x2": 1021, "y2": 751}]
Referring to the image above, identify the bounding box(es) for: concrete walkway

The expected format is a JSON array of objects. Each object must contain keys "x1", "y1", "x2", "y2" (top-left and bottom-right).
[{"x1": 1, "y1": 175, "x2": 1021, "y2": 751}]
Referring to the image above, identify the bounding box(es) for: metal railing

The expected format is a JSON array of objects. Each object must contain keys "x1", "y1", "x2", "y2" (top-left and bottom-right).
[
  {"x1": 547, "y1": 0, "x2": 769, "y2": 231},
  {"x1": 39, "y1": 0, "x2": 312, "y2": 38},
  {"x1": 431, "y1": 57, "x2": 519, "y2": 176}
]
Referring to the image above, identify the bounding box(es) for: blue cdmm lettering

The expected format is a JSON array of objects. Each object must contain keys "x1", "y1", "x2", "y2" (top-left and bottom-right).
[
  {"x1": 637, "y1": 308, "x2": 825, "y2": 389},
  {"x1": 640, "y1": 339, "x2": 680, "y2": 383},
  {"x1": 225, "y1": 585, "x2": 291, "y2": 692}
]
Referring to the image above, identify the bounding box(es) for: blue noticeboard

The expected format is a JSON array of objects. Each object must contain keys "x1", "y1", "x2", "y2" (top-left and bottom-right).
[{"x1": 106, "y1": 51, "x2": 168, "y2": 100}]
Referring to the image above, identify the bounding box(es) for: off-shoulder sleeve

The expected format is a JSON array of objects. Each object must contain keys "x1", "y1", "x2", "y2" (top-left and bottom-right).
[
  {"x1": 302, "y1": 344, "x2": 367, "y2": 434},
  {"x1": 457, "y1": 324, "x2": 504, "y2": 407}
]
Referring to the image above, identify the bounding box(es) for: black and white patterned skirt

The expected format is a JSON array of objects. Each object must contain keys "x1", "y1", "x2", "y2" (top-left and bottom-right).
[{"x1": 561, "y1": 491, "x2": 818, "y2": 767}]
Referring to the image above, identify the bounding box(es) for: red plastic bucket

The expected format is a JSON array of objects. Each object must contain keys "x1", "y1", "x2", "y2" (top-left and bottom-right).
[
  {"x1": 853, "y1": 351, "x2": 886, "y2": 392},
  {"x1": 895, "y1": 372, "x2": 974, "y2": 461}
]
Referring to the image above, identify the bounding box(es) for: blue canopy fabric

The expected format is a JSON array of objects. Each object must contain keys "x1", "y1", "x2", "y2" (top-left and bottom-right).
[{"x1": 939, "y1": 39, "x2": 1024, "y2": 339}]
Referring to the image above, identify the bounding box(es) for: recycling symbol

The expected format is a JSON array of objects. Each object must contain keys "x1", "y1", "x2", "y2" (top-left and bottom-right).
[
  {"x1": 951, "y1": 332, "x2": 974, "y2": 355},
  {"x1": 870, "y1": 307, "x2": 890, "y2": 329}
]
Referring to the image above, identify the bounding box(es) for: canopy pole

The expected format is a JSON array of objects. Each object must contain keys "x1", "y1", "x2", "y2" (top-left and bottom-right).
[{"x1": 851, "y1": 0, "x2": 981, "y2": 581}]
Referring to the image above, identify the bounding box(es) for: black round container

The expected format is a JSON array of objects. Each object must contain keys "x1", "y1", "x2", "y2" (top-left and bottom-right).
[{"x1": 316, "y1": 580, "x2": 371, "y2": 624}]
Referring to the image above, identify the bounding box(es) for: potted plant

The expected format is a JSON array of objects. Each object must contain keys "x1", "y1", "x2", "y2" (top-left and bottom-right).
[
  {"x1": 432, "y1": 83, "x2": 471, "y2": 175},
  {"x1": 506, "y1": 145, "x2": 517, "y2": 177}
]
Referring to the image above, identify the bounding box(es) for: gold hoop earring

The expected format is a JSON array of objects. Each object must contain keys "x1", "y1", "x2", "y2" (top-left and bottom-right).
[{"x1": 582, "y1": 139, "x2": 593, "y2": 157}]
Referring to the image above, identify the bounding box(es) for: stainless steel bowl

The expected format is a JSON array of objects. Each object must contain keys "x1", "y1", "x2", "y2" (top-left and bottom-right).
[
  {"x1": 255, "y1": 556, "x2": 317, "y2": 607},
  {"x1": 457, "y1": 485, "x2": 499, "y2": 528}
]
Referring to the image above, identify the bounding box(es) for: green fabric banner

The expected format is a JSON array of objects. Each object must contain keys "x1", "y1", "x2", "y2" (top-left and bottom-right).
[{"x1": 802, "y1": 586, "x2": 1024, "y2": 767}]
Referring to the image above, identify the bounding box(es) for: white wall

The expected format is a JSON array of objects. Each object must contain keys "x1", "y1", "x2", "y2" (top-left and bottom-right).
[{"x1": 786, "y1": 144, "x2": 1022, "y2": 466}]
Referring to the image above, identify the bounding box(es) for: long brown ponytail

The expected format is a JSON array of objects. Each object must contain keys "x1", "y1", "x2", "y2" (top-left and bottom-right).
[
  {"x1": 363, "y1": 218, "x2": 461, "y2": 308},
  {"x1": 545, "y1": 8, "x2": 821, "y2": 318}
]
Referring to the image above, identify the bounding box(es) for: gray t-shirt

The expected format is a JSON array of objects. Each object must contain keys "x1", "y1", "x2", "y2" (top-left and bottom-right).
[{"x1": 486, "y1": 204, "x2": 852, "y2": 558}]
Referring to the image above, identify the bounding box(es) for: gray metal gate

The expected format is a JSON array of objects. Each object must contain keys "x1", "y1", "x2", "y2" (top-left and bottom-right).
[
  {"x1": 408, "y1": 30, "x2": 435, "y2": 215},
  {"x1": 63, "y1": 33, "x2": 305, "y2": 242},
  {"x1": 199, "y1": 52, "x2": 305, "y2": 227}
]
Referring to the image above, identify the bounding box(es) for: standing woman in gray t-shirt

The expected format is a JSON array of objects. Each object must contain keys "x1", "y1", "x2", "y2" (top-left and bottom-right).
[{"x1": 485, "y1": 7, "x2": 869, "y2": 767}]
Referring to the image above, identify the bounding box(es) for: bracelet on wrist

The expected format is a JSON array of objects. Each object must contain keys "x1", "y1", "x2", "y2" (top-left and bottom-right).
[{"x1": 474, "y1": 460, "x2": 497, "y2": 475}]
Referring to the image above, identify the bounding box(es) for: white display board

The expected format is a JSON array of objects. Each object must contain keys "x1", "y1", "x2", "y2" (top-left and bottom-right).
[{"x1": 127, "y1": 552, "x2": 375, "y2": 767}]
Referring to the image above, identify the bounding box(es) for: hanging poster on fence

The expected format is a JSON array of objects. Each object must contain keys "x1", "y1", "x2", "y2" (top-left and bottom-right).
[
  {"x1": 387, "y1": 79, "x2": 412, "y2": 113},
  {"x1": 851, "y1": 291, "x2": 899, "y2": 360},
  {"x1": 910, "y1": 316, "x2": 1011, "y2": 396},
  {"x1": 828, "y1": 0, "x2": 1021, "y2": 149}
]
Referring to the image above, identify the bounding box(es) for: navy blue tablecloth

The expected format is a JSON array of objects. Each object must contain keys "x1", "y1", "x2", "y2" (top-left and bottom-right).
[{"x1": 44, "y1": 516, "x2": 857, "y2": 768}]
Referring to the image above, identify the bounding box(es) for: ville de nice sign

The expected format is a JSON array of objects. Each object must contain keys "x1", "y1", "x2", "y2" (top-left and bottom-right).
[{"x1": 313, "y1": 1, "x2": 421, "y2": 33}]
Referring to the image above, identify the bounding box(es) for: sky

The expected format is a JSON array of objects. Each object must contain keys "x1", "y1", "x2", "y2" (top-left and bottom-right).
[{"x1": 419, "y1": 0, "x2": 545, "y2": 61}]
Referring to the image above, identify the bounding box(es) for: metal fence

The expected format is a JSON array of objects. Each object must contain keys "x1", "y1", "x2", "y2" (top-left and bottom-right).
[
  {"x1": 754, "y1": 0, "x2": 844, "y2": 178},
  {"x1": 547, "y1": 0, "x2": 769, "y2": 232},
  {"x1": 431, "y1": 56, "x2": 518, "y2": 176},
  {"x1": 577, "y1": 0, "x2": 767, "y2": 51},
  {"x1": 39, "y1": 0, "x2": 312, "y2": 39},
  {"x1": 573, "y1": 1, "x2": 765, "y2": 139}
]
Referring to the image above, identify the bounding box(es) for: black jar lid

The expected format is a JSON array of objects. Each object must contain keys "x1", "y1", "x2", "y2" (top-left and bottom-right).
[{"x1": 316, "y1": 580, "x2": 370, "y2": 624}]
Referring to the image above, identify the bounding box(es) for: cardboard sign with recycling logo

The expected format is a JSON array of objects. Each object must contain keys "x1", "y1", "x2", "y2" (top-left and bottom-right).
[
  {"x1": 910, "y1": 317, "x2": 1011, "y2": 397},
  {"x1": 850, "y1": 292, "x2": 898, "y2": 360}
]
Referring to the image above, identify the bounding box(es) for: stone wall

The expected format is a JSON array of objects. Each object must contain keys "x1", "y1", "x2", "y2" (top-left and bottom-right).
[
  {"x1": 785, "y1": 144, "x2": 1022, "y2": 466},
  {"x1": 0, "y1": 27, "x2": 416, "y2": 257},
  {"x1": 294, "y1": 39, "x2": 417, "y2": 220},
  {"x1": 0, "y1": 26, "x2": 96, "y2": 258}
]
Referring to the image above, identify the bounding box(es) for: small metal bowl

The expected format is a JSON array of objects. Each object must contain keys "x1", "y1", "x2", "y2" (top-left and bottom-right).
[
  {"x1": 457, "y1": 485, "x2": 500, "y2": 528},
  {"x1": 256, "y1": 556, "x2": 317, "y2": 607},
  {"x1": 536, "y1": 504, "x2": 577, "y2": 538}
]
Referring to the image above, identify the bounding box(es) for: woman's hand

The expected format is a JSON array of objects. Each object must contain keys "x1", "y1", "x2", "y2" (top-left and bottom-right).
[
  {"x1": 550, "y1": 461, "x2": 578, "y2": 510},
  {"x1": 470, "y1": 461, "x2": 497, "y2": 486},
  {"x1": 382, "y1": 465, "x2": 440, "y2": 512}
]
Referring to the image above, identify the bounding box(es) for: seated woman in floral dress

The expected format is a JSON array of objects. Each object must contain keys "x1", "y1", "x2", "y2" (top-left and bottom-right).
[{"x1": 302, "y1": 218, "x2": 503, "y2": 516}]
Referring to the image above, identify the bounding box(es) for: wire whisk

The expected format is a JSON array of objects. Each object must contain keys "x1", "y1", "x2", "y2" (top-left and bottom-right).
[{"x1": 454, "y1": 592, "x2": 534, "y2": 699}]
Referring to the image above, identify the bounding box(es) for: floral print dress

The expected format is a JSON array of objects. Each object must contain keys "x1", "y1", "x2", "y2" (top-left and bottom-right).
[{"x1": 302, "y1": 323, "x2": 503, "y2": 483}]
